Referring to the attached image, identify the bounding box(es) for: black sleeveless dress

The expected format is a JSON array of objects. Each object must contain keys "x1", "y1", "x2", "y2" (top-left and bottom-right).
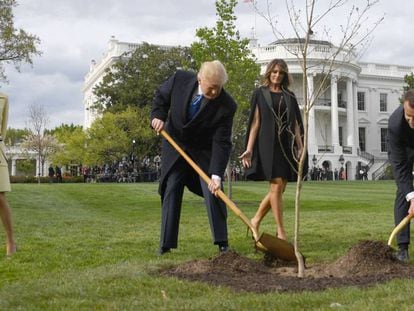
[
  {"x1": 270, "y1": 91, "x2": 293, "y2": 179},
  {"x1": 245, "y1": 87, "x2": 307, "y2": 182}
]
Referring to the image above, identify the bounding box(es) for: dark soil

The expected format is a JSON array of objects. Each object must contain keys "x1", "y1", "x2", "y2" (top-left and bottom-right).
[{"x1": 160, "y1": 240, "x2": 414, "y2": 293}]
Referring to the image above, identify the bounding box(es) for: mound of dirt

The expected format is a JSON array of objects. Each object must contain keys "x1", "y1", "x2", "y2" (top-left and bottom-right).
[
  {"x1": 324, "y1": 240, "x2": 405, "y2": 277},
  {"x1": 160, "y1": 240, "x2": 414, "y2": 293}
]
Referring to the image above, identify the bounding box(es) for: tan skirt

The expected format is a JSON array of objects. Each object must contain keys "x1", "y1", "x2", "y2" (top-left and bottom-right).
[{"x1": 0, "y1": 144, "x2": 10, "y2": 192}]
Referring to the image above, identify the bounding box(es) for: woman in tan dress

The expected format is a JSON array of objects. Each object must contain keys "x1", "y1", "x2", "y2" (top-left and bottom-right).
[{"x1": 0, "y1": 93, "x2": 16, "y2": 256}]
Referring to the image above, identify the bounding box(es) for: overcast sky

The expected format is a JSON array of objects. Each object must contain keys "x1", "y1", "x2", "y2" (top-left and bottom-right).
[{"x1": 1, "y1": 0, "x2": 412, "y2": 129}]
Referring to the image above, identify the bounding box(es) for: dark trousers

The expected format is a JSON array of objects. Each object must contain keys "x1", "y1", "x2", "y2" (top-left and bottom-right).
[
  {"x1": 159, "y1": 158, "x2": 228, "y2": 249},
  {"x1": 395, "y1": 189, "x2": 410, "y2": 247},
  {"x1": 394, "y1": 150, "x2": 414, "y2": 249}
]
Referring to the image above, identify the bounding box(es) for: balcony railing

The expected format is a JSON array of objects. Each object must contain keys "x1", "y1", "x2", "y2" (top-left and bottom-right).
[
  {"x1": 297, "y1": 98, "x2": 347, "y2": 108},
  {"x1": 342, "y1": 146, "x2": 352, "y2": 154},
  {"x1": 318, "y1": 145, "x2": 334, "y2": 153}
]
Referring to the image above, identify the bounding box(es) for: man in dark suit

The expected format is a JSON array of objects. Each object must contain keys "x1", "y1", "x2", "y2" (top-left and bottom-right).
[
  {"x1": 150, "y1": 60, "x2": 237, "y2": 255},
  {"x1": 388, "y1": 89, "x2": 414, "y2": 262}
]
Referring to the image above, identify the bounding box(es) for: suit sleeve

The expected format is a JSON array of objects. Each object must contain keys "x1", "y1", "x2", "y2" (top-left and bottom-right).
[
  {"x1": 150, "y1": 73, "x2": 175, "y2": 122},
  {"x1": 208, "y1": 97, "x2": 237, "y2": 177},
  {"x1": 388, "y1": 124, "x2": 414, "y2": 196}
]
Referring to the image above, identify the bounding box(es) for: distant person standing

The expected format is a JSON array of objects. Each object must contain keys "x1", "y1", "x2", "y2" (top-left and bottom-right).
[
  {"x1": 55, "y1": 166, "x2": 62, "y2": 183},
  {"x1": 48, "y1": 165, "x2": 55, "y2": 183},
  {"x1": 388, "y1": 89, "x2": 414, "y2": 262},
  {"x1": 0, "y1": 93, "x2": 16, "y2": 257}
]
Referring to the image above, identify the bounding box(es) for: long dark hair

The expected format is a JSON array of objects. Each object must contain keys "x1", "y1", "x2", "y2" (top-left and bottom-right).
[{"x1": 261, "y1": 58, "x2": 293, "y2": 91}]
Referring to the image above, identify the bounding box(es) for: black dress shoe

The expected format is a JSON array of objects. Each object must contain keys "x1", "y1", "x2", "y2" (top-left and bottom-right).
[
  {"x1": 158, "y1": 247, "x2": 171, "y2": 256},
  {"x1": 395, "y1": 249, "x2": 409, "y2": 263}
]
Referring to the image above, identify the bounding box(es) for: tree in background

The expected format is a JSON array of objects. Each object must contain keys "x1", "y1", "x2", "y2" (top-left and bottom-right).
[
  {"x1": 191, "y1": 0, "x2": 260, "y2": 194},
  {"x1": 21, "y1": 105, "x2": 59, "y2": 181},
  {"x1": 5, "y1": 127, "x2": 29, "y2": 146},
  {"x1": 254, "y1": 0, "x2": 383, "y2": 275},
  {"x1": 398, "y1": 72, "x2": 414, "y2": 103},
  {"x1": 90, "y1": 43, "x2": 194, "y2": 168},
  {"x1": 49, "y1": 124, "x2": 86, "y2": 169},
  {"x1": 47, "y1": 123, "x2": 83, "y2": 137},
  {"x1": 403, "y1": 73, "x2": 414, "y2": 93},
  {"x1": 15, "y1": 158, "x2": 35, "y2": 176},
  {"x1": 83, "y1": 107, "x2": 157, "y2": 166},
  {"x1": 92, "y1": 43, "x2": 196, "y2": 113},
  {"x1": 0, "y1": 0, "x2": 41, "y2": 82},
  {"x1": 84, "y1": 112, "x2": 129, "y2": 165}
]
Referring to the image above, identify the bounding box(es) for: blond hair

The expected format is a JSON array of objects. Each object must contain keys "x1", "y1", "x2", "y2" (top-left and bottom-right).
[{"x1": 199, "y1": 60, "x2": 228, "y2": 87}]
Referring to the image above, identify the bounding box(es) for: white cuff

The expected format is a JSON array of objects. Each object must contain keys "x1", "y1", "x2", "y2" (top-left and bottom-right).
[
  {"x1": 406, "y1": 191, "x2": 414, "y2": 202},
  {"x1": 211, "y1": 174, "x2": 221, "y2": 183}
]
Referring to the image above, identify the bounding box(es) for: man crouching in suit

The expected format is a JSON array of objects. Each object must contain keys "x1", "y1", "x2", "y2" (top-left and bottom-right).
[
  {"x1": 388, "y1": 89, "x2": 414, "y2": 262},
  {"x1": 150, "y1": 60, "x2": 237, "y2": 255}
]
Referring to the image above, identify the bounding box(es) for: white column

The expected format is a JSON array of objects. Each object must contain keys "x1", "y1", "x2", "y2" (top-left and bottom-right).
[
  {"x1": 11, "y1": 158, "x2": 16, "y2": 176},
  {"x1": 307, "y1": 73, "x2": 316, "y2": 154},
  {"x1": 353, "y1": 81, "x2": 359, "y2": 155},
  {"x1": 36, "y1": 158, "x2": 41, "y2": 176},
  {"x1": 331, "y1": 75, "x2": 339, "y2": 150},
  {"x1": 346, "y1": 78, "x2": 354, "y2": 149}
]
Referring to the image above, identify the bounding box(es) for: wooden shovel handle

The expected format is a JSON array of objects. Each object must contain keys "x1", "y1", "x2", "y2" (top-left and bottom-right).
[
  {"x1": 387, "y1": 213, "x2": 414, "y2": 247},
  {"x1": 160, "y1": 130, "x2": 253, "y2": 229}
]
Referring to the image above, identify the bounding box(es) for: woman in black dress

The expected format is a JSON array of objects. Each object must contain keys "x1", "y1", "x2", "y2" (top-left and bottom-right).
[{"x1": 240, "y1": 59, "x2": 305, "y2": 241}]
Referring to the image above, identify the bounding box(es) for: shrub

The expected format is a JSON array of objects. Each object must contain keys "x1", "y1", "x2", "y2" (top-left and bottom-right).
[{"x1": 10, "y1": 175, "x2": 84, "y2": 183}]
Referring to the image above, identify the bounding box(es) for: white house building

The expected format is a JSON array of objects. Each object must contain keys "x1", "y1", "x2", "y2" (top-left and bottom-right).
[
  {"x1": 82, "y1": 36, "x2": 173, "y2": 129},
  {"x1": 83, "y1": 36, "x2": 414, "y2": 180}
]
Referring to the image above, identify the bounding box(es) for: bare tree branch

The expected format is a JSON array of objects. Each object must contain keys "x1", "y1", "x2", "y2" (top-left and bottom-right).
[{"x1": 255, "y1": 0, "x2": 383, "y2": 277}]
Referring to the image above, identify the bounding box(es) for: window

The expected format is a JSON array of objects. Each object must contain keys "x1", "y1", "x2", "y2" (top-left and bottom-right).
[
  {"x1": 359, "y1": 127, "x2": 366, "y2": 152},
  {"x1": 380, "y1": 128, "x2": 388, "y2": 152},
  {"x1": 357, "y1": 92, "x2": 365, "y2": 111},
  {"x1": 337, "y1": 93, "x2": 347, "y2": 108},
  {"x1": 339, "y1": 126, "x2": 343, "y2": 146},
  {"x1": 380, "y1": 93, "x2": 387, "y2": 112}
]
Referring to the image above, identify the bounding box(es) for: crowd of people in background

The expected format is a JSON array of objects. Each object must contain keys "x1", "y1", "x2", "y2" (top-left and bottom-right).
[
  {"x1": 80, "y1": 155, "x2": 162, "y2": 183},
  {"x1": 309, "y1": 165, "x2": 370, "y2": 181},
  {"x1": 309, "y1": 166, "x2": 346, "y2": 181},
  {"x1": 76, "y1": 158, "x2": 373, "y2": 183},
  {"x1": 79, "y1": 156, "x2": 248, "y2": 183}
]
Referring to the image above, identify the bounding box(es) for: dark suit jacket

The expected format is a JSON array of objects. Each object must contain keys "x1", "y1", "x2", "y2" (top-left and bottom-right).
[
  {"x1": 387, "y1": 105, "x2": 414, "y2": 196},
  {"x1": 151, "y1": 70, "x2": 237, "y2": 196}
]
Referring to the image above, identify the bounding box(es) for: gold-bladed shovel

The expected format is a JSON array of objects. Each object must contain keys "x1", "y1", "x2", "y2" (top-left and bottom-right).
[{"x1": 388, "y1": 213, "x2": 414, "y2": 248}]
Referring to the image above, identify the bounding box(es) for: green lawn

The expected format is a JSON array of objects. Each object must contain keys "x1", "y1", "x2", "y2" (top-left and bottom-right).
[{"x1": 0, "y1": 181, "x2": 412, "y2": 310}]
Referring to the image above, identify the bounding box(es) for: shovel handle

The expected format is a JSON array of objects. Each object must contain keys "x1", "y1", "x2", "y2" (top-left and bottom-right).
[
  {"x1": 387, "y1": 213, "x2": 414, "y2": 247},
  {"x1": 160, "y1": 130, "x2": 253, "y2": 229}
]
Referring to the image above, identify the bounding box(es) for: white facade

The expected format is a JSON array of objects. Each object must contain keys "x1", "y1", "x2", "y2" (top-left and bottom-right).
[
  {"x1": 251, "y1": 39, "x2": 413, "y2": 180},
  {"x1": 6, "y1": 145, "x2": 49, "y2": 177},
  {"x1": 83, "y1": 36, "x2": 174, "y2": 129},
  {"x1": 83, "y1": 37, "x2": 414, "y2": 180},
  {"x1": 83, "y1": 36, "x2": 144, "y2": 129}
]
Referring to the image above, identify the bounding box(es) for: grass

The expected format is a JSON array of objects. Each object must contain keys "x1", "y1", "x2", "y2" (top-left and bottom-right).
[{"x1": 0, "y1": 180, "x2": 412, "y2": 310}]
